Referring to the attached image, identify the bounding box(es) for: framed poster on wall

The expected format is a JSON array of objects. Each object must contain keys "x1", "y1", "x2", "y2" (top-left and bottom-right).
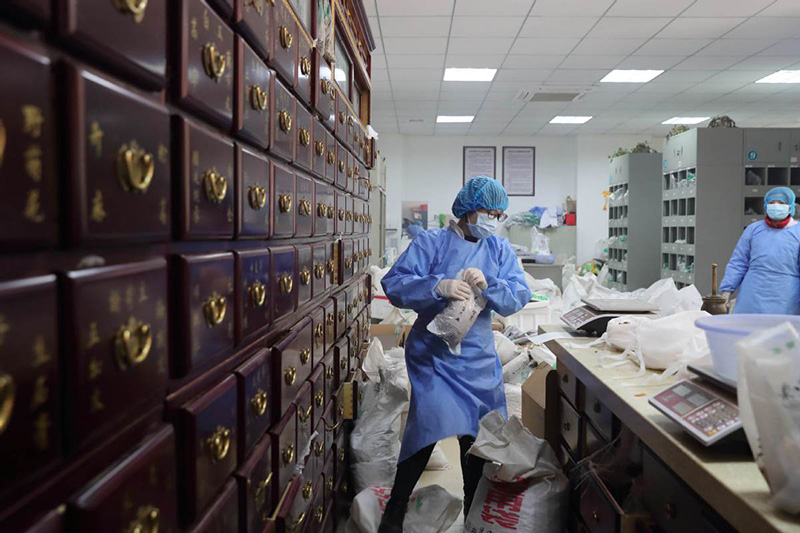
[
  {"x1": 502, "y1": 146, "x2": 535, "y2": 196},
  {"x1": 463, "y1": 146, "x2": 496, "y2": 184}
]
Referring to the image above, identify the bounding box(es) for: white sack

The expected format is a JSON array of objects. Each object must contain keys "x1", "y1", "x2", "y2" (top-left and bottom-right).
[
  {"x1": 495, "y1": 331, "x2": 519, "y2": 366},
  {"x1": 505, "y1": 384, "x2": 522, "y2": 419},
  {"x1": 503, "y1": 352, "x2": 532, "y2": 384},
  {"x1": 347, "y1": 485, "x2": 462, "y2": 533},
  {"x1": 369, "y1": 265, "x2": 394, "y2": 320},
  {"x1": 525, "y1": 273, "x2": 561, "y2": 301},
  {"x1": 426, "y1": 443, "x2": 452, "y2": 471}
]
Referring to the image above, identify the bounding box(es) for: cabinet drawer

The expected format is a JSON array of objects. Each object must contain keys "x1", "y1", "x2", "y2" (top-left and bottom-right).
[
  {"x1": 334, "y1": 427, "x2": 347, "y2": 480},
  {"x1": 295, "y1": 469, "x2": 316, "y2": 531},
  {"x1": 346, "y1": 153, "x2": 356, "y2": 194},
  {"x1": 311, "y1": 119, "x2": 327, "y2": 180},
  {"x1": 347, "y1": 326, "x2": 359, "y2": 370},
  {"x1": 558, "y1": 362, "x2": 580, "y2": 410},
  {"x1": 334, "y1": 337, "x2": 349, "y2": 381},
  {"x1": 237, "y1": 146, "x2": 272, "y2": 239},
  {"x1": 309, "y1": 363, "x2": 326, "y2": 429},
  {"x1": 0, "y1": 37, "x2": 58, "y2": 247},
  {"x1": 296, "y1": 244, "x2": 313, "y2": 306},
  {"x1": 579, "y1": 465, "x2": 649, "y2": 533},
  {"x1": 324, "y1": 130, "x2": 337, "y2": 183},
  {"x1": 235, "y1": 37, "x2": 272, "y2": 150},
  {"x1": 186, "y1": 479, "x2": 238, "y2": 533},
  {"x1": 345, "y1": 194, "x2": 354, "y2": 236},
  {"x1": 334, "y1": 92, "x2": 346, "y2": 144},
  {"x1": 234, "y1": 0, "x2": 273, "y2": 61},
  {"x1": 308, "y1": 420, "x2": 325, "y2": 493},
  {"x1": 271, "y1": 0, "x2": 297, "y2": 86},
  {"x1": 316, "y1": 53, "x2": 335, "y2": 130},
  {"x1": 584, "y1": 421, "x2": 608, "y2": 460},
  {"x1": 0, "y1": 276, "x2": 60, "y2": 490},
  {"x1": 295, "y1": 382, "x2": 313, "y2": 463},
  {"x1": 176, "y1": 117, "x2": 235, "y2": 239},
  {"x1": 271, "y1": 79, "x2": 296, "y2": 162},
  {"x1": 67, "y1": 67, "x2": 171, "y2": 244},
  {"x1": 179, "y1": 375, "x2": 238, "y2": 525},
  {"x1": 334, "y1": 291, "x2": 347, "y2": 337},
  {"x1": 312, "y1": 243, "x2": 327, "y2": 297},
  {"x1": 322, "y1": 350, "x2": 338, "y2": 406},
  {"x1": 335, "y1": 142, "x2": 348, "y2": 191},
  {"x1": 346, "y1": 111, "x2": 357, "y2": 153},
  {"x1": 272, "y1": 163, "x2": 295, "y2": 238},
  {"x1": 176, "y1": 253, "x2": 236, "y2": 376},
  {"x1": 271, "y1": 318, "x2": 312, "y2": 417},
  {"x1": 60, "y1": 0, "x2": 167, "y2": 89},
  {"x1": 584, "y1": 388, "x2": 615, "y2": 442},
  {"x1": 270, "y1": 245, "x2": 297, "y2": 320},
  {"x1": 176, "y1": 0, "x2": 234, "y2": 129},
  {"x1": 64, "y1": 259, "x2": 168, "y2": 451},
  {"x1": 296, "y1": 31, "x2": 313, "y2": 106},
  {"x1": 333, "y1": 192, "x2": 345, "y2": 236},
  {"x1": 295, "y1": 103, "x2": 313, "y2": 172},
  {"x1": 1, "y1": 0, "x2": 50, "y2": 24},
  {"x1": 322, "y1": 449, "x2": 335, "y2": 496},
  {"x1": 272, "y1": 477, "x2": 310, "y2": 533},
  {"x1": 341, "y1": 239, "x2": 354, "y2": 283},
  {"x1": 269, "y1": 407, "x2": 297, "y2": 499},
  {"x1": 560, "y1": 396, "x2": 581, "y2": 459},
  {"x1": 70, "y1": 426, "x2": 178, "y2": 533},
  {"x1": 235, "y1": 349, "x2": 272, "y2": 460},
  {"x1": 306, "y1": 471, "x2": 325, "y2": 532},
  {"x1": 236, "y1": 248, "x2": 271, "y2": 343},
  {"x1": 295, "y1": 174, "x2": 314, "y2": 237},
  {"x1": 235, "y1": 433, "x2": 274, "y2": 533}
]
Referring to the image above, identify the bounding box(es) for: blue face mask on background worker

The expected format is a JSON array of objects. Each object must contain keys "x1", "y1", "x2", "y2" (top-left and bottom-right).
[{"x1": 720, "y1": 186, "x2": 800, "y2": 315}]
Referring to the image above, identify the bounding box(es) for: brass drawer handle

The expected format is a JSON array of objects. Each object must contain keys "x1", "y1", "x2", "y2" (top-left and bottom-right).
[
  {"x1": 347, "y1": 303, "x2": 354, "y2": 314},
  {"x1": 338, "y1": 310, "x2": 345, "y2": 322},
  {"x1": 347, "y1": 167, "x2": 354, "y2": 178},
  {"x1": 278, "y1": 110, "x2": 292, "y2": 133},
  {"x1": 313, "y1": 440, "x2": 324, "y2": 457},
  {"x1": 117, "y1": 143, "x2": 154, "y2": 193},
  {"x1": 299, "y1": 127, "x2": 310, "y2": 147},
  {"x1": 314, "y1": 323, "x2": 324, "y2": 343},
  {"x1": 279, "y1": 25, "x2": 293, "y2": 50},
  {"x1": 324, "y1": 420, "x2": 340, "y2": 432},
  {"x1": 358, "y1": 389, "x2": 364, "y2": 401},
  {"x1": 300, "y1": 347, "x2": 311, "y2": 365},
  {"x1": 342, "y1": 481, "x2": 349, "y2": 493},
  {"x1": 359, "y1": 137, "x2": 365, "y2": 149},
  {"x1": 298, "y1": 404, "x2": 312, "y2": 422},
  {"x1": 346, "y1": 210, "x2": 353, "y2": 221},
  {"x1": 248, "y1": 185, "x2": 267, "y2": 210},
  {"x1": 114, "y1": 317, "x2": 153, "y2": 370},
  {"x1": 113, "y1": 0, "x2": 149, "y2": 17},
  {"x1": 314, "y1": 390, "x2": 324, "y2": 407},
  {"x1": 592, "y1": 510, "x2": 600, "y2": 523},
  {"x1": 251, "y1": 388, "x2": 268, "y2": 416},
  {"x1": 327, "y1": 150, "x2": 336, "y2": 165},
  {"x1": 344, "y1": 257, "x2": 353, "y2": 268},
  {"x1": 284, "y1": 366, "x2": 297, "y2": 386},
  {"x1": 338, "y1": 447, "x2": 345, "y2": 462},
  {"x1": 206, "y1": 426, "x2": 231, "y2": 462},
  {"x1": 203, "y1": 170, "x2": 228, "y2": 203},
  {"x1": 347, "y1": 116, "x2": 354, "y2": 128},
  {"x1": 0, "y1": 374, "x2": 15, "y2": 436},
  {"x1": 279, "y1": 274, "x2": 293, "y2": 294},
  {"x1": 254, "y1": 472, "x2": 273, "y2": 509},
  {"x1": 314, "y1": 264, "x2": 325, "y2": 280},
  {"x1": 302, "y1": 480, "x2": 313, "y2": 500},
  {"x1": 278, "y1": 194, "x2": 292, "y2": 213},
  {"x1": 300, "y1": 56, "x2": 311, "y2": 76},
  {"x1": 203, "y1": 294, "x2": 227, "y2": 326},
  {"x1": 321, "y1": 79, "x2": 331, "y2": 95},
  {"x1": 338, "y1": 160, "x2": 345, "y2": 173},
  {"x1": 339, "y1": 357, "x2": 347, "y2": 370},
  {"x1": 561, "y1": 373, "x2": 569, "y2": 384},
  {"x1": 202, "y1": 43, "x2": 227, "y2": 80},
  {"x1": 315, "y1": 505, "x2": 324, "y2": 524},
  {"x1": 325, "y1": 366, "x2": 334, "y2": 380},
  {"x1": 290, "y1": 512, "x2": 305, "y2": 531},
  {"x1": 315, "y1": 140, "x2": 325, "y2": 156},
  {"x1": 326, "y1": 477, "x2": 334, "y2": 492},
  {"x1": 125, "y1": 505, "x2": 159, "y2": 533},
  {"x1": 338, "y1": 111, "x2": 346, "y2": 124},
  {"x1": 250, "y1": 85, "x2": 268, "y2": 111},
  {"x1": 327, "y1": 205, "x2": 335, "y2": 219},
  {"x1": 299, "y1": 267, "x2": 311, "y2": 286},
  {"x1": 317, "y1": 202, "x2": 328, "y2": 217},
  {"x1": 354, "y1": 132, "x2": 360, "y2": 144},
  {"x1": 338, "y1": 209, "x2": 345, "y2": 221},
  {"x1": 298, "y1": 198, "x2": 312, "y2": 216},
  {"x1": 282, "y1": 443, "x2": 294, "y2": 465}
]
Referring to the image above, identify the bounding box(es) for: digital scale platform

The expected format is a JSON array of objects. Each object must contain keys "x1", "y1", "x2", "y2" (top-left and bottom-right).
[{"x1": 561, "y1": 298, "x2": 659, "y2": 335}]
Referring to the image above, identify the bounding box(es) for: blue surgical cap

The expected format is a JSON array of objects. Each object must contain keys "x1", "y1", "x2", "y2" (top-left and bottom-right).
[
  {"x1": 452, "y1": 176, "x2": 510, "y2": 218},
  {"x1": 765, "y1": 186, "x2": 796, "y2": 216}
]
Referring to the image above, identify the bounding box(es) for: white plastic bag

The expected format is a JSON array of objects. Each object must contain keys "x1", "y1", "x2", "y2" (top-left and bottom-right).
[
  {"x1": 495, "y1": 331, "x2": 519, "y2": 366},
  {"x1": 347, "y1": 485, "x2": 462, "y2": 533},
  {"x1": 465, "y1": 412, "x2": 568, "y2": 533},
  {"x1": 504, "y1": 384, "x2": 522, "y2": 419},
  {"x1": 530, "y1": 227, "x2": 551, "y2": 255},
  {"x1": 736, "y1": 323, "x2": 800, "y2": 514},
  {"x1": 369, "y1": 265, "x2": 394, "y2": 320},
  {"x1": 426, "y1": 443, "x2": 452, "y2": 471},
  {"x1": 427, "y1": 270, "x2": 486, "y2": 355}
]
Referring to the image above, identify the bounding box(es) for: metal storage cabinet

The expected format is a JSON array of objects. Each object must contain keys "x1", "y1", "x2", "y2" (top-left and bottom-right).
[
  {"x1": 742, "y1": 128, "x2": 800, "y2": 227},
  {"x1": 606, "y1": 152, "x2": 662, "y2": 291}
]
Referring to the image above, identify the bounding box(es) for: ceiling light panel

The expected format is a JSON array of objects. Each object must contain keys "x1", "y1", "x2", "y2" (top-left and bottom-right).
[
  {"x1": 443, "y1": 68, "x2": 497, "y2": 82},
  {"x1": 437, "y1": 116, "x2": 475, "y2": 123},
  {"x1": 756, "y1": 70, "x2": 800, "y2": 83},
  {"x1": 601, "y1": 70, "x2": 664, "y2": 83},
  {"x1": 661, "y1": 117, "x2": 710, "y2": 124},
  {"x1": 550, "y1": 116, "x2": 593, "y2": 124}
]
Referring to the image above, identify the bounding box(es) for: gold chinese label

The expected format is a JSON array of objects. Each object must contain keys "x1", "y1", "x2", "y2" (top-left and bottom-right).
[
  {"x1": 21, "y1": 105, "x2": 44, "y2": 138},
  {"x1": 24, "y1": 189, "x2": 46, "y2": 223},
  {"x1": 89, "y1": 121, "x2": 104, "y2": 158},
  {"x1": 32, "y1": 335, "x2": 52, "y2": 367},
  {"x1": 91, "y1": 190, "x2": 107, "y2": 223}
]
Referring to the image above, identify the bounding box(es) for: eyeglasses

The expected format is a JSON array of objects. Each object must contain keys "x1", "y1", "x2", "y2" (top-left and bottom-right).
[{"x1": 486, "y1": 212, "x2": 508, "y2": 222}]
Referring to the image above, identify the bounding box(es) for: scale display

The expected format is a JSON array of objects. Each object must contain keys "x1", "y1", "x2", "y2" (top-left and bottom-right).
[{"x1": 560, "y1": 299, "x2": 658, "y2": 335}]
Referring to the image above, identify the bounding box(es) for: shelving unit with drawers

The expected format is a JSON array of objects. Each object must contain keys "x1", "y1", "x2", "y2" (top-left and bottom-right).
[
  {"x1": 607, "y1": 152, "x2": 662, "y2": 291},
  {"x1": 741, "y1": 128, "x2": 800, "y2": 227}
]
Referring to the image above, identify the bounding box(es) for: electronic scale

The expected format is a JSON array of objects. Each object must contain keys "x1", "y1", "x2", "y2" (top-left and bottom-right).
[{"x1": 560, "y1": 298, "x2": 659, "y2": 335}]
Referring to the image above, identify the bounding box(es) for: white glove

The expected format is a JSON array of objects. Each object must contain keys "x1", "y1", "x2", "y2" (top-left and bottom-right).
[
  {"x1": 435, "y1": 279, "x2": 472, "y2": 301},
  {"x1": 463, "y1": 268, "x2": 488, "y2": 290}
]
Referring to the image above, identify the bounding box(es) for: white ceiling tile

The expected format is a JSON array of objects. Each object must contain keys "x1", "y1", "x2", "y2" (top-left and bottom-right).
[
  {"x1": 572, "y1": 38, "x2": 647, "y2": 56},
  {"x1": 392, "y1": 90, "x2": 441, "y2": 100},
  {"x1": 622, "y1": 92, "x2": 676, "y2": 103},
  {"x1": 433, "y1": 125, "x2": 471, "y2": 136},
  {"x1": 758, "y1": 1, "x2": 800, "y2": 17},
  {"x1": 364, "y1": 1, "x2": 377, "y2": 16},
  {"x1": 586, "y1": 18, "x2": 672, "y2": 39},
  {"x1": 683, "y1": 81, "x2": 750, "y2": 93},
  {"x1": 704, "y1": 71, "x2": 776, "y2": 83},
  {"x1": 494, "y1": 69, "x2": 553, "y2": 82},
  {"x1": 531, "y1": 0, "x2": 615, "y2": 17},
  {"x1": 394, "y1": 101, "x2": 438, "y2": 111},
  {"x1": 382, "y1": 38, "x2": 447, "y2": 55},
  {"x1": 682, "y1": 0, "x2": 776, "y2": 17},
  {"x1": 510, "y1": 38, "x2": 581, "y2": 55},
  {"x1": 547, "y1": 69, "x2": 610, "y2": 83},
  {"x1": 758, "y1": 40, "x2": 800, "y2": 56},
  {"x1": 368, "y1": 17, "x2": 381, "y2": 37},
  {"x1": 474, "y1": 108, "x2": 522, "y2": 121},
  {"x1": 390, "y1": 69, "x2": 443, "y2": 81},
  {"x1": 502, "y1": 55, "x2": 566, "y2": 69},
  {"x1": 451, "y1": 17, "x2": 524, "y2": 37},
  {"x1": 560, "y1": 55, "x2": 625, "y2": 69},
  {"x1": 372, "y1": 40, "x2": 384, "y2": 54},
  {"x1": 606, "y1": 0, "x2": 696, "y2": 16},
  {"x1": 733, "y1": 83, "x2": 790, "y2": 94},
  {"x1": 446, "y1": 55, "x2": 508, "y2": 68},
  {"x1": 709, "y1": 92, "x2": 766, "y2": 103},
  {"x1": 439, "y1": 89, "x2": 489, "y2": 100},
  {"x1": 608, "y1": 102, "x2": 657, "y2": 111},
  {"x1": 372, "y1": 54, "x2": 387, "y2": 69},
  {"x1": 441, "y1": 81, "x2": 492, "y2": 92},
  {"x1": 484, "y1": 89, "x2": 522, "y2": 101},
  {"x1": 538, "y1": 124, "x2": 579, "y2": 135},
  {"x1": 480, "y1": 100, "x2": 526, "y2": 110},
  {"x1": 634, "y1": 81, "x2": 697, "y2": 93},
  {"x1": 455, "y1": 0, "x2": 534, "y2": 16},
  {"x1": 378, "y1": 17, "x2": 450, "y2": 37},
  {"x1": 468, "y1": 125, "x2": 507, "y2": 135},
  {"x1": 614, "y1": 55, "x2": 687, "y2": 69},
  {"x1": 673, "y1": 55, "x2": 742, "y2": 70},
  {"x1": 448, "y1": 38, "x2": 515, "y2": 55},
  {"x1": 372, "y1": 68, "x2": 389, "y2": 82},
  {"x1": 656, "y1": 18, "x2": 747, "y2": 38},
  {"x1": 696, "y1": 39, "x2": 779, "y2": 56},
  {"x1": 634, "y1": 39, "x2": 713, "y2": 56},
  {"x1": 490, "y1": 81, "x2": 542, "y2": 92},
  {"x1": 724, "y1": 17, "x2": 800, "y2": 39},
  {"x1": 653, "y1": 70, "x2": 718, "y2": 82},
  {"x1": 376, "y1": 0, "x2": 453, "y2": 17},
  {"x1": 387, "y1": 55, "x2": 445, "y2": 69},
  {"x1": 518, "y1": 17, "x2": 599, "y2": 38},
  {"x1": 730, "y1": 56, "x2": 798, "y2": 70},
  {"x1": 437, "y1": 101, "x2": 483, "y2": 113},
  {"x1": 372, "y1": 80, "x2": 392, "y2": 91},
  {"x1": 391, "y1": 80, "x2": 440, "y2": 92}
]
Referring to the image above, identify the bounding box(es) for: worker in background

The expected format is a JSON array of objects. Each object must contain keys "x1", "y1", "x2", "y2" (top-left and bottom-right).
[
  {"x1": 378, "y1": 177, "x2": 531, "y2": 531},
  {"x1": 720, "y1": 186, "x2": 800, "y2": 314},
  {"x1": 406, "y1": 221, "x2": 424, "y2": 239}
]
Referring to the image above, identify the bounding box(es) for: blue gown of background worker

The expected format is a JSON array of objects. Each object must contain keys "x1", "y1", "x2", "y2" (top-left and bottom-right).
[
  {"x1": 720, "y1": 186, "x2": 800, "y2": 314},
  {"x1": 382, "y1": 177, "x2": 531, "y2": 463}
]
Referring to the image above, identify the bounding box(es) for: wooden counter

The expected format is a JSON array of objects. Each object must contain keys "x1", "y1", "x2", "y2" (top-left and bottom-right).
[{"x1": 539, "y1": 324, "x2": 800, "y2": 533}]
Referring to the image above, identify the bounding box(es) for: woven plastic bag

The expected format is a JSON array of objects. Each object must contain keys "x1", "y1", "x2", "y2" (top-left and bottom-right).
[
  {"x1": 427, "y1": 270, "x2": 486, "y2": 355},
  {"x1": 347, "y1": 485, "x2": 462, "y2": 533}
]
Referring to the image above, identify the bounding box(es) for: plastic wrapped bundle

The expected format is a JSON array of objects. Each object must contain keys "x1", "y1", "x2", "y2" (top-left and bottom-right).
[{"x1": 427, "y1": 270, "x2": 486, "y2": 355}]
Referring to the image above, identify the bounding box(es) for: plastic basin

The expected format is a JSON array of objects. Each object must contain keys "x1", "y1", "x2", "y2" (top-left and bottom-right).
[{"x1": 695, "y1": 314, "x2": 800, "y2": 382}]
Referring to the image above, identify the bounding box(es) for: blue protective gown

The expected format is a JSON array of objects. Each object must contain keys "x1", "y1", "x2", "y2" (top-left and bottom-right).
[
  {"x1": 719, "y1": 220, "x2": 800, "y2": 314},
  {"x1": 381, "y1": 227, "x2": 531, "y2": 462}
]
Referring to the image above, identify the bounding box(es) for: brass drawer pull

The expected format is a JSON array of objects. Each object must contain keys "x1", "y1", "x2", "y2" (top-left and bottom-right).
[
  {"x1": 347, "y1": 303, "x2": 354, "y2": 314},
  {"x1": 248, "y1": 185, "x2": 267, "y2": 210},
  {"x1": 324, "y1": 420, "x2": 340, "y2": 432},
  {"x1": 284, "y1": 366, "x2": 297, "y2": 386},
  {"x1": 299, "y1": 267, "x2": 311, "y2": 286},
  {"x1": 315, "y1": 140, "x2": 325, "y2": 156},
  {"x1": 279, "y1": 273, "x2": 293, "y2": 294},
  {"x1": 315, "y1": 505, "x2": 324, "y2": 524},
  {"x1": 339, "y1": 357, "x2": 347, "y2": 370},
  {"x1": 300, "y1": 347, "x2": 311, "y2": 365},
  {"x1": 206, "y1": 426, "x2": 231, "y2": 462},
  {"x1": 0, "y1": 374, "x2": 15, "y2": 436},
  {"x1": 317, "y1": 202, "x2": 327, "y2": 217},
  {"x1": 321, "y1": 79, "x2": 331, "y2": 95},
  {"x1": 290, "y1": 512, "x2": 305, "y2": 531},
  {"x1": 298, "y1": 198, "x2": 312, "y2": 216},
  {"x1": 344, "y1": 257, "x2": 353, "y2": 268},
  {"x1": 338, "y1": 208, "x2": 345, "y2": 221},
  {"x1": 282, "y1": 443, "x2": 295, "y2": 465},
  {"x1": 313, "y1": 440, "x2": 324, "y2": 457},
  {"x1": 338, "y1": 310, "x2": 345, "y2": 322},
  {"x1": 298, "y1": 404, "x2": 312, "y2": 422},
  {"x1": 347, "y1": 116, "x2": 354, "y2": 128},
  {"x1": 346, "y1": 210, "x2": 353, "y2": 221},
  {"x1": 326, "y1": 477, "x2": 334, "y2": 492},
  {"x1": 125, "y1": 505, "x2": 160, "y2": 533},
  {"x1": 250, "y1": 85, "x2": 268, "y2": 111},
  {"x1": 299, "y1": 127, "x2": 310, "y2": 147},
  {"x1": 113, "y1": 0, "x2": 149, "y2": 17},
  {"x1": 338, "y1": 160, "x2": 345, "y2": 173},
  {"x1": 314, "y1": 390, "x2": 324, "y2": 407},
  {"x1": 327, "y1": 150, "x2": 336, "y2": 165},
  {"x1": 338, "y1": 447, "x2": 345, "y2": 462},
  {"x1": 254, "y1": 472, "x2": 273, "y2": 508},
  {"x1": 203, "y1": 170, "x2": 228, "y2": 203},
  {"x1": 278, "y1": 194, "x2": 292, "y2": 213},
  {"x1": 347, "y1": 166, "x2": 354, "y2": 178},
  {"x1": 114, "y1": 317, "x2": 153, "y2": 370},
  {"x1": 314, "y1": 323, "x2": 324, "y2": 343},
  {"x1": 203, "y1": 295, "x2": 227, "y2": 326},
  {"x1": 279, "y1": 25, "x2": 293, "y2": 50},
  {"x1": 314, "y1": 264, "x2": 325, "y2": 279},
  {"x1": 338, "y1": 111, "x2": 346, "y2": 124},
  {"x1": 249, "y1": 280, "x2": 267, "y2": 307},
  {"x1": 202, "y1": 43, "x2": 227, "y2": 80},
  {"x1": 327, "y1": 205, "x2": 335, "y2": 219},
  {"x1": 278, "y1": 110, "x2": 292, "y2": 133},
  {"x1": 117, "y1": 143, "x2": 154, "y2": 193},
  {"x1": 325, "y1": 365, "x2": 334, "y2": 380},
  {"x1": 251, "y1": 389, "x2": 268, "y2": 416},
  {"x1": 302, "y1": 480, "x2": 313, "y2": 500},
  {"x1": 300, "y1": 56, "x2": 311, "y2": 76}
]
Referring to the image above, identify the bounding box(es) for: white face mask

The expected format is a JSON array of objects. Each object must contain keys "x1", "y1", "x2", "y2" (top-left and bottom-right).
[{"x1": 467, "y1": 212, "x2": 498, "y2": 239}]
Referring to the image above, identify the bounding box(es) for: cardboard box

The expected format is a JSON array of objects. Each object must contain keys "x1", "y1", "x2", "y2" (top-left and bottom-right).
[{"x1": 521, "y1": 363, "x2": 560, "y2": 453}]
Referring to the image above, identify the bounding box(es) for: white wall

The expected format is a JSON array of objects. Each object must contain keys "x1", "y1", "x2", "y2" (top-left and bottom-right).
[{"x1": 379, "y1": 132, "x2": 658, "y2": 264}]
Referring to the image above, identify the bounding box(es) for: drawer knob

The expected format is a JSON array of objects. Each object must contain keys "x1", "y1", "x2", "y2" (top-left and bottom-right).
[
  {"x1": 338, "y1": 111, "x2": 346, "y2": 125},
  {"x1": 203, "y1": 294, "x2": 227, "y2": 326},
  {"x1": 203, "y1": 170, "x2": 228, "y2": 203},
  {"x1": 327, "y1": 150, "x2": 336, "y2": 165},
  {"x1": 206, "y1": 426, "x2": 231, "y2": 462},
  {"x1": 347, "y1": 166, "x2": 354, "y2": 178},
  {"x1": 317, "y1": 202, "x2": 328, "y2": 217},
  {"x1": 0, "y1": 374, "x2": 15, "y2": 436},
  {"x1": 282, "y1": 443, "x2": 295, "y2": 465},
  {"x1": 315, "y1": 323, "x2": 324, "y2": 343},
  {"x1": 248, "y1": 185, "x2": 267, "y2": 210},
  {"x1": 561, "y1": 373, "x2": 569, "y2": 384},
  {"x1": 202, "y1": 43, "x2": 227, "y2": 80},
  {"x1": 315, "y1": 140, "x2": 325, "y2": 157},
  {"x1": 338, "y1": 310, "x2": 345, "y2": 322},
  {"x1": 279, "y1": 25, "x2": 293, "y2": 50},
  {"x1": 251, "y1": 389, "x2": 268, "y2": 416},
  {"x1": 314, "y1": 440, "x2": 324, "y2": 457},
  {"x1": 299, "y1": 268, "x2": 311, "y2": 286},
  {"x1": 298, "y1": 404, "x2": 312, "y2": 422},
  {"x1": 338, "y1": 160, "x2": 346, "y2": 173},
  {"x1": 562, "y1": 422, "x2": 570, "y2": 432},
  {"x1": 338, "y1": 447, "x2": 345, "y2": 462},
  {"x1": 314, "y1": 390, "x2": 324, "y2": 407},
  {"x1": 249, "y1": 85, "x2": 269, "y2": 111},
  {"x1": 249, "y1": 280, "x2": 267, "y2": 307},
  {"x1": 327, "y1": 259, "x2": 335, "y2": 273},
  {"x1": 592, "y1": 510, "x2": 599, "y2": 523},
  {"x1": 300, "y1": 56, "x2": 312, "y2": 76},
  {"x1": 664, "y1": 502, "x2": 676, "y2": 520},
  {"x1": 284, "y1": 366, "x2": 297, "y2": 386},
  {"x1": 254, "y1": 472, "x2": 273, "y2": 510},
  {"x1": 117, "y1": 144, "x2": 155, "y2": 193},
  {"x1": 345, "y1": 257, "x2": 353, "y2": 268},
  {"x1": 347, "y1": 116, "x2": 354, "y2": 128},
  {"x1": 347, "y1": 302, "x2": 354, "y2": 314},
  {"x1": 125, "y1": 504, "x2": 160, "y2": 533},
  {"x1": 342, "y1": 481, "x2": 348, "y2": 493},
  {"x1": 314, "y1": 264, "x2": 325, "y2": 280},
  {"x1": 299, "y1": 127, "x2": 310, "y2": 147},
  {"x1": 315, "y1": 505, "x2": 324, "y2": 524},
  {"x1": 593, "y1": 400, "x2": 602, "y2": 414},
  {"x1": 338, "y1": 208, "x2": 345, "y2": 221},
  {"x1": 302, "y1": 480, "x2": 313, "y2": 500},
  {"x1": 321, "y1": 79, "x2": 331, "y2": 95},
  {"x1": 300, "y1": 347, "x2": 311, "y2": 365},
  {"x1": 325, "y1": 366, "x2": 334, "y2": 380},
  {"x1": 114, "y1": 317, "x2": 153, "y2": 370},
  {"x1": 358, "y1": 389, "x2": 364, "y2": 401},
  {"x1": 278, "y1": 194, "x2": 292, "y2": 214},
  {"x1": 278, "y1": 109, "x2": 292, "y2": 133},
  {"x1": 113, "y1": 0, "x2": 149, "y2": 20},
  {"x1": 346, "y1": 210, "x2": 353, "y2": 221},
  {"x1": 298, "y1": 198, "x2": 312, "y2": 216},
  {"x1": 340, "y1": 357, "x2": 347, "y2": 370},
  {"x1": 326, "y1": 477, "x2": 334, "y2": 492}
]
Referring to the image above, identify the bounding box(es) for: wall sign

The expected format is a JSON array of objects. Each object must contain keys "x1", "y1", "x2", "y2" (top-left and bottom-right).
[
  {"x1": 463, "y1": 146, "x2": 496, "y2": 184},
  {"x1": 502, "y1": 146, "x2": 536, "y2": 196}
]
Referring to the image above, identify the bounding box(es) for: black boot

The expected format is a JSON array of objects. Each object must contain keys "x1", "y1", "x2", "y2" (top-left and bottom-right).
[{"x1": 378, "y1": 499, "x2": 406, "y2": 533}]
